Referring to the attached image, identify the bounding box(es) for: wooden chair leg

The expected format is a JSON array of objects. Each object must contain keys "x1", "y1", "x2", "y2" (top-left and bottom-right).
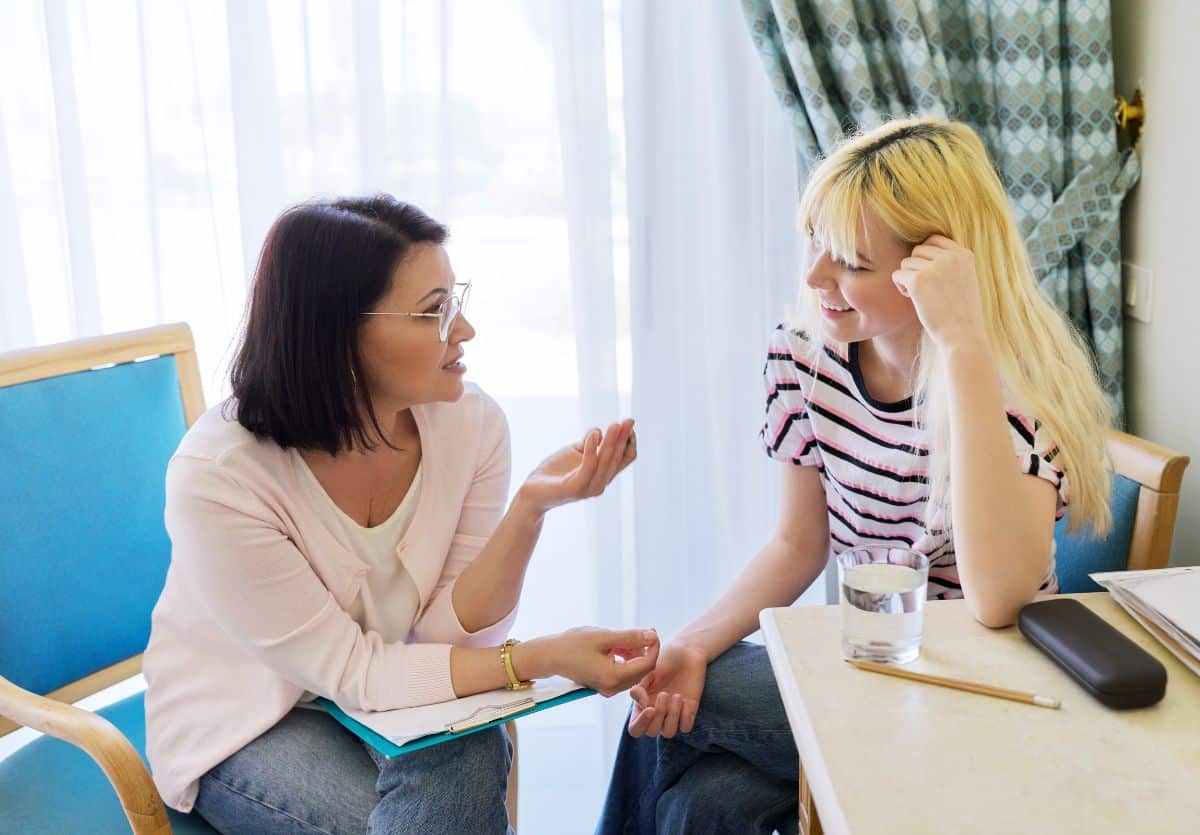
[
  {"x1": 798, "y1": 762, "x2": 823, "y2": 835},
  {"x1": 505, "y1": 721, "x2": 518, "y2": 831}
]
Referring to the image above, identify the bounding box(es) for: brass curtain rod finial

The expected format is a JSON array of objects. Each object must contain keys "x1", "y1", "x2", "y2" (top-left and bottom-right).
[{"x1": 1114, "y1": 88, "x2": 1145, "y2": 146}]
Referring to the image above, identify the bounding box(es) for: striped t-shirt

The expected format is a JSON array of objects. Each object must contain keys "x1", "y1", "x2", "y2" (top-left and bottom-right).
[{"x1": 760, "y1": 325, "x2": 1065, "y2": 599}]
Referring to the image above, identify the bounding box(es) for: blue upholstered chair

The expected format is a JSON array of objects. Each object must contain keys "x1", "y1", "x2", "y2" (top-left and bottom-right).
[
  {"x1": 1053, "y1": 430, "x2": 1190, "y2": 592},
  {"x1": 0, "y1": 324, "x2": 213, "y2": 833}
]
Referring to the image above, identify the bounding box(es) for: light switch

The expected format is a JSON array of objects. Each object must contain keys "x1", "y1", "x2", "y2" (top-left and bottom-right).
[{"x1": 1123, "y1": 261, "x2": 1154, "y2": 324}]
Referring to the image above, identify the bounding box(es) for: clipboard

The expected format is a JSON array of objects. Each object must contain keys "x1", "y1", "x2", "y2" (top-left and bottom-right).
[{"x1": 317, "y1": 688, "x2": 596, "y2": 758}]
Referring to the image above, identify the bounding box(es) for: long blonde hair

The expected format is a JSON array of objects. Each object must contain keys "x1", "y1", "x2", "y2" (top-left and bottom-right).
[{"x1": 791, "y1": 117, "x2": 1112, "y2": 535}]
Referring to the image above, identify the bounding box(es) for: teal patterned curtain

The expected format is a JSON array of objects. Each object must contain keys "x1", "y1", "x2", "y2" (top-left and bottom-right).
[{"x1": 740, "y1": 0, "x2": 1137, "y2": 418}]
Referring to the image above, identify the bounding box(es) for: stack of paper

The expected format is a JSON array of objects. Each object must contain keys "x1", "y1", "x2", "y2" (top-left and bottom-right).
[{"x1": 1091, "y1": 566, "x2": 1200, "y2": 677}]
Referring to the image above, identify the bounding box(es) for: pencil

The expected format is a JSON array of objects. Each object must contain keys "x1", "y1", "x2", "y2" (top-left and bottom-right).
[{"x1": 847, "y1": 659, "x2": 1061, "y2": 709}]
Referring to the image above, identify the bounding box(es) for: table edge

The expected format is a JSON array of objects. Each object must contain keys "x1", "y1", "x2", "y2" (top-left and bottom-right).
[{"x1": 760, "y1": 607, "x2": 851, "y2": 835}]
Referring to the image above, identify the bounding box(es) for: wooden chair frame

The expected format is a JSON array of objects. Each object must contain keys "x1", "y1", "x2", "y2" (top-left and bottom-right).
[
  {"x1": 1105, "y1": 429, "x2": 1190, "y2": 571},
  {"x1": 794, "y1": 428, "x2": 1190, "y2": 835},
  {"x1": 0, "y1": 322, "x2": 523, "y2": 832}
]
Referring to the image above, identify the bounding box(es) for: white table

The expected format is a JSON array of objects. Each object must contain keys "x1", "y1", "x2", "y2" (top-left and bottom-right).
[{"x1": 760, "y1": 593, "x2": 1200, "y2": 835}]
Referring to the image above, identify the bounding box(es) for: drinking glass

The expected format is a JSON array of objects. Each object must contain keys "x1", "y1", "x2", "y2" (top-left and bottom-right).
[{"x1": 837, "y1": 546, "x2": 930, "y2": 664}]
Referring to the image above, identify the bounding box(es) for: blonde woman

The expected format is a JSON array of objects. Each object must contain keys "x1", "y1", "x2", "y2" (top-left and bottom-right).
[{"x1": 597, "y1": 118, "x2": 1112, "y2": 834}]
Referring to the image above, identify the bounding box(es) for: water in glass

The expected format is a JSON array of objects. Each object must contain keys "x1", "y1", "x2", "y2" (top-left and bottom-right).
[{"x1": 838, "y1": 547, "x2": 929, "y2": 664}]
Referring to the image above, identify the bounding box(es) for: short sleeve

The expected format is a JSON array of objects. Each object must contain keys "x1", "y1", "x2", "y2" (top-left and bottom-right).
[
  {"x1": 1007, "y1": 410, "x2": 1069, "y2": 520},
  {"x1": 760, "y1": 326, "x2": 821, "y2": 467}
]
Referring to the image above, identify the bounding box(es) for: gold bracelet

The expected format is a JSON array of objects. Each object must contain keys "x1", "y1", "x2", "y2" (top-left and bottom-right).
[{"x1": 501, "y1": 638, "x2": 533, "y2": 691}]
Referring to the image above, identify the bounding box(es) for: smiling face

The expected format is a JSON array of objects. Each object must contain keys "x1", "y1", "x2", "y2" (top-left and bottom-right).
[
  {"x1": 357, "y1": 243, "x2": 475, "y2": 414},
  {"x1": 804, "y1": 208, "x2": 921, "y2": 346}
]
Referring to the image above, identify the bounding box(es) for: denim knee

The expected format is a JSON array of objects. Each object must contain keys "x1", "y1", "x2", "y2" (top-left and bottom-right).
[
  {"x1": 695, "y1": 642, "x2": 788, "y2": 729},
  {"x1": 655, "y1": 751, "x2": 796, "y2": 835},
  {"x1": 458, "y1": 724, "x2": 513, "y2": 784},
  {"x1": 367, "y1": 726, "x2": 512, "y2": 834},
  {"x1": 373, "y1": 724, "x2": 512, "y2": 798}
]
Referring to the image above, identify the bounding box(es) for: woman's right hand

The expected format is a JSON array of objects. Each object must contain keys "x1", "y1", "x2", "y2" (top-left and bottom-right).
[
  {"x1": 627, "y1": 641, "x2": 708, "y2": 739},
  {"x1": 523, "y1": 627, "x2": 660, "y2": 697}
]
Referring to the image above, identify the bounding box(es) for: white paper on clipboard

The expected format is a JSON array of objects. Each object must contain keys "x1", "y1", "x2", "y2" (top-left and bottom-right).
[{"x1": 337, "y1": 676, "x2": 584, "y2": 747}]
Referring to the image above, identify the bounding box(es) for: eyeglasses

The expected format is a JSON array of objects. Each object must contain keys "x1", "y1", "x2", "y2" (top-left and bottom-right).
[{"x1": 362, "y1": 282, "x2": 471, "y2": 342}]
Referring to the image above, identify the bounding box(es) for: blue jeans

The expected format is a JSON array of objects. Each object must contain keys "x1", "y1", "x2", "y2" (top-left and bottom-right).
[
  {"x1": 192, "y1": 707, "x2": 513, "y2": 834},
  {"x1": 596, "y1": 642, "x2": 799, "y2": 835}
]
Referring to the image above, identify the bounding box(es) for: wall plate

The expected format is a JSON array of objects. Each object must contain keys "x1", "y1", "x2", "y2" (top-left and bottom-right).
[{"x1": 1123, "y1": 261, "x2": 1154, "y2": 324}]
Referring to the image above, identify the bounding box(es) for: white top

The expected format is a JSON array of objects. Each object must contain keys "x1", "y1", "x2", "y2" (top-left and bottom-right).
[
  {"x1": 292, "y1": 451, "x2": 423, "y2": 643},
  {"x1": 759, "y1": 594, "x2": 1200, "y2": 835}
]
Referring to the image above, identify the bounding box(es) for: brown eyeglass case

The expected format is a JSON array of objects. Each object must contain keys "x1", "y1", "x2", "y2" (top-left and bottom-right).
[{"x1": 1017, "y1": 598, "x2": 1167, "y2": 709}]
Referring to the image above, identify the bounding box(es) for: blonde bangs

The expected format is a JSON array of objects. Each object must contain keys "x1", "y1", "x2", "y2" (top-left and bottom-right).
[{"x1": 798, "y1": 165, "x2": 867, "y2": 270}]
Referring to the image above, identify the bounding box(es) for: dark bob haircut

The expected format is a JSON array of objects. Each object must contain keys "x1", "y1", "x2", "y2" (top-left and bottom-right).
[{"x1": 228, "y1": 194, "x2": 447, "y2": 455}]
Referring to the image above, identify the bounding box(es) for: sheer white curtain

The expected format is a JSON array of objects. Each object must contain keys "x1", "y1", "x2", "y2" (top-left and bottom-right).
[
  {"x1": 0, "y1": 1, "x2": 813, "y2": 828},
  {"x1": 621, "y1": 0, "x2": 823, "y2": 636}
]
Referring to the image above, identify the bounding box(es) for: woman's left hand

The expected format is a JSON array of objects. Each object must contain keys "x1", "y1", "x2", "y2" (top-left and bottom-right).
[
  {"x1": 517, "y1": 419, "x2": 637, "y2": 514},
  {"x1": 891, "y1": 234, "x2": 988, "y2": 352}
]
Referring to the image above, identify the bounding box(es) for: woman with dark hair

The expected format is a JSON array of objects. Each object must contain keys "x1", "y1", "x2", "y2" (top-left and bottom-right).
[{"x1": 143, "y1": 195, "x2": 656, "y2": 834}]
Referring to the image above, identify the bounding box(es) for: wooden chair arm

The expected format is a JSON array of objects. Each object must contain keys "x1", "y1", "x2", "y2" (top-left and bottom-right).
[
  {"x1": 1107, "y1": 429, "x2": 1190, "y2": 494},
  {"x1": 0, "y1": 675, "x2": 171, "y2": 835}
]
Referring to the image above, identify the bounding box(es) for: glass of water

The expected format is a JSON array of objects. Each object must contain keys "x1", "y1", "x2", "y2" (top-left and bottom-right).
[{"x1": 837, "y1": 547, "x2": 930, "y2": 664}]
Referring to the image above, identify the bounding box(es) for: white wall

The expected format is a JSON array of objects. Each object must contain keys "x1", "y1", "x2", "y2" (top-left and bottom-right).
[{"x1": 1112, "y1": 0, "x2": 1200, "y2": 566}]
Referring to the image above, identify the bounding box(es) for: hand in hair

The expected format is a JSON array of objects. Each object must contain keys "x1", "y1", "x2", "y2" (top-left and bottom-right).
[
  {"x1": 517, "y1": 419, "x2": 637, "y2": 514},
  {"x1": 891, "y1": 234, "x2": 988, "y2": 352}
]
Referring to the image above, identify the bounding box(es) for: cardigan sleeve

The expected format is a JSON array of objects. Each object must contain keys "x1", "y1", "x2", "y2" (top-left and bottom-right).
[
  {"x1": 410, "y1": 392, "x2": 517, "y2": 647},
  {"x1": 165, "y1": 455, "x2": 458, "y2": 710}
]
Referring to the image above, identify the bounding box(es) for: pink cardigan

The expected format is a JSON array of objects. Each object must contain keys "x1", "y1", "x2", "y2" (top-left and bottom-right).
[{"x1": 143, "y1": 384, "x2": 516, "y2": 812}]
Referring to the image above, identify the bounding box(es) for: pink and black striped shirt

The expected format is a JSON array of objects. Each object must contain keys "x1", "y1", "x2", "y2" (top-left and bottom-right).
[{"x1": 760, "y1": 325, "x2": 1065, "y2": 599}]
